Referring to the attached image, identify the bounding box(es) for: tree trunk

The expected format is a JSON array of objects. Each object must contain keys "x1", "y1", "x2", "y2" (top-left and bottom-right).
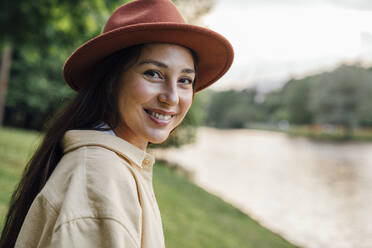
[{"x1": 0, "y1": 43, "x2": 12, "y2": 126}]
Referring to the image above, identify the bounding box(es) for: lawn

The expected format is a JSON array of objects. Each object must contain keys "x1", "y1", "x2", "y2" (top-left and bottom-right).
[{"x1": 0, "y1": 127, "x2": 297, "y2": 248}]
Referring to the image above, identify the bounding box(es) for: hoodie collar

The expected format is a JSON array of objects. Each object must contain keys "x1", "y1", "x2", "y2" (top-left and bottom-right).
[{"x1": 62, "y1": 129, "x2": 155, "y2": 169}]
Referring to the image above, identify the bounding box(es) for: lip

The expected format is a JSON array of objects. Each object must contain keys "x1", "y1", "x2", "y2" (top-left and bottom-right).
[
  {"x1": 145, "y1": 108, "x2": 176, "y2": 116},
  {"x1": 143, "y1": 108, "x2": 176, "y2": 126}
]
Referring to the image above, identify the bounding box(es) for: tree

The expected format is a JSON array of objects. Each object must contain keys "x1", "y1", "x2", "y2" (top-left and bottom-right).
[
  {"x1": 281, "y1": 78, "x2": 313, "y2": 124},
  {"x1": 261, "y1": 90, "x2": 288, "y2": 123},
  {"x1": 308, "y1": 65, "x2": 370, "y2": 136},
  {"x1": 1, "y1": 0, "x2": 126, "y2": 128},
  {"x1": 351, "y1": 65, "x2": 372, "y2": 126},
  {"x1": 205, "y1": 89, "x2": 266, "y2": 129}
]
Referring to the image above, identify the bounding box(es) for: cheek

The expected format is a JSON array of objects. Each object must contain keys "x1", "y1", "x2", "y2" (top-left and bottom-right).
[
  {"x1": 121, "y1": 79, "x2": 153, "y2": 106},
  {"x1": 132, "y1": 82, "x2": 153, "y2": 102},
  {"x1": 179, "y1": 92, "x2": 194, "y2": 118}
]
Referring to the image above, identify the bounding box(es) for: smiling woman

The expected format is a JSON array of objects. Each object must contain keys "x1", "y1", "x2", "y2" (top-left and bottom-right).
[
  {"x1": 0, "y1": 0, "x2": 233, "y2": 247},
  {"x1": 115, "y1": 44, "x2": 195, "y2": 149}
]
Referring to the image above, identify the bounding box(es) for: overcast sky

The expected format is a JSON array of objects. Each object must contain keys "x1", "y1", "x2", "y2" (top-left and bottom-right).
[{"x1": 203, "y1": 0, "x2": 372, "y2": 92}]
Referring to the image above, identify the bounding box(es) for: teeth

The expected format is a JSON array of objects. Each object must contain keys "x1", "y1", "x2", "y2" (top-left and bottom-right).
[{"x1": 148, "y1": 110, "x2": 172, "y2": 121}]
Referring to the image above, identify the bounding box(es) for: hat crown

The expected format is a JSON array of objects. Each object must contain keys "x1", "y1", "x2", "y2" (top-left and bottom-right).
[{"x1": 103, "y1": 0, "x2": 186, "y2": 33}]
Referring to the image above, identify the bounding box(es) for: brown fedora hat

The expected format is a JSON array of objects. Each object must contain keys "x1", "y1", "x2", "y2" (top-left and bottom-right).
[{"x1": 63, "y1": 0, "x2": 234, "y2": 93}]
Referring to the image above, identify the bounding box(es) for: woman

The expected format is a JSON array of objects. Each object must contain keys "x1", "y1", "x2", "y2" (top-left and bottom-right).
[{"x1": 0, "y1": 0, "x2": 233, "y2": 247}]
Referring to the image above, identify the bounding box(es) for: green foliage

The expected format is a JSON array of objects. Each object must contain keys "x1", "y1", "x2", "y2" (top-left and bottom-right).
[
  {"x1": 352, "y1": 67, "x2": 372, "y2": 126},
  {"x1": 281, "y1": 78, "x2": 313, "y2": 124},
  {"x1": 1, "y1": 0, "x2": 127, "y2": 129},
  {"x1": 0, "y1": 127, "x2": 297, "y2": 248},
  {"x1": 259, "y1": 91, "x2": 288, "y2": 123},
  {"x1": 205, "y1": 89, "x2": 266, "y2": 129},
  {"x1": 5, "y1": 46, "x2": 75, "y2": 129},
  {"x1": 271, "y1": 64, "x2": 372, "y2": 131},
  {"x1": 308, "y1": 66, "x2": 357, "y2": 128},
  {"x1": 204, "y1": 64, "x2": 372, "y2": 131},
  {"x1": 0, "y1": 0, "x2": 119, "y2": 48}
]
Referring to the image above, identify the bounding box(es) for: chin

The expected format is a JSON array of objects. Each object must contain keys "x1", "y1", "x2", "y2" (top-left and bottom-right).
[
  {"x1": 146, "y1": 132, "x2": 170, "y2": 144},
  {"x1": 148, "y1": 137, "x2": 168, "y2": 144}
]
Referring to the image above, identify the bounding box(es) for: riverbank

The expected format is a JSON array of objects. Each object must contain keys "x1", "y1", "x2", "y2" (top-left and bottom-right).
[
  {"x1": 247, "y1": 123, "x2": 372, "y2": 142},
  {"x1": 0, "y1": 127, "x2": 297, "y2": 247}
]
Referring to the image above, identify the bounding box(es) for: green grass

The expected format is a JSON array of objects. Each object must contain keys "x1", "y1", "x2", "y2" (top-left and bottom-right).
[
  {"x1": 0, "y1": 127, "x2": 297, "y2": 248},
  {"x1": 0, "y1": 127, "x2": 43, "y2": 224}
]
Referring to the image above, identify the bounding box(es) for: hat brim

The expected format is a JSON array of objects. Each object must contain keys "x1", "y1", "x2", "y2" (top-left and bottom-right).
[{"x1": 63, "y1": 23, "x2": 234, "y2": 92}]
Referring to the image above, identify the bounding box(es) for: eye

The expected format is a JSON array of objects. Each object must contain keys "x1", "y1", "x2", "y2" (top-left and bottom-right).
[
  {"x1": 179, "y1": 77, "x2": 193, "y2": 85},
  {"x1": 144, "y1": 70, "x2": 162, "y2": 79}
]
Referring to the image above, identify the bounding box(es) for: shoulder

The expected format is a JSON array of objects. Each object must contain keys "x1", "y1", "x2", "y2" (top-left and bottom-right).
[
  {"x1": 74, "y1": 145, "x2": 137, "y2": 185},
  {"x1": 51, "y1": 145, "x2": 137, "y2": 192},
  {"x1": 42, "y1": 145, "x2": 142, "y2": 232},
  {"x1": 20, "y1": 145, "x2": 143, "y2": 248},
  {"x1": 82, "y1": 145, "x2": 141, "y2": 212}
]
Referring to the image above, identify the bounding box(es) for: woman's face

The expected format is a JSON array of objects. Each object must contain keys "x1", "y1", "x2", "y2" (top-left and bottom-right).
[{"x1": 114, "y1": 43, "x2": 195, "y2": 150}]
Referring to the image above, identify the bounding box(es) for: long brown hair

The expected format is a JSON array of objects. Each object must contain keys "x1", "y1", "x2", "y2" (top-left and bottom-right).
[{"x1": 0, "y1": 44, "x2": 144, "y2": 248}]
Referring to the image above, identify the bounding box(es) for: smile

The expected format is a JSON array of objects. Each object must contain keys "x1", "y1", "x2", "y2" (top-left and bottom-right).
[{"x1": 144, "y1": 109, "x2": 176, "y2": 124}]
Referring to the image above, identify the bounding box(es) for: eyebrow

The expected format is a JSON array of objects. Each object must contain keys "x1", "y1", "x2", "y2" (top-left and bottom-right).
[{"x1": 138, "y1": 59, "x2": 195, "y2": 74}]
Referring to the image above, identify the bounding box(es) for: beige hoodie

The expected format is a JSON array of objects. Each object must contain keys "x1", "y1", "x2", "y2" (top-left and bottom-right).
[{"x1": 15, "y1": 130, "x2": 165, "y2": 248}]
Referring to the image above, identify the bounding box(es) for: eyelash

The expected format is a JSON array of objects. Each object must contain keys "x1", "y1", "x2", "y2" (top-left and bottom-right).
[
  {"x1": 144, "y1": 70, "x2": 193, "y2": 85},
  {"x1": 179, "y1": 77, "x2": 193, "y2": 85},
  {"x1": 144, "y1": 70, "x2": 162, "y2": 79}
]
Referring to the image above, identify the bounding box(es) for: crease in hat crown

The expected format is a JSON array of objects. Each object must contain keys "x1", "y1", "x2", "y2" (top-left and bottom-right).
[
  {"x1": 103, "y1": 0, "x2": 186, "y2": 33},
  {"x1": 63, "y1": 0, "x2": 234, "y2": 92}
]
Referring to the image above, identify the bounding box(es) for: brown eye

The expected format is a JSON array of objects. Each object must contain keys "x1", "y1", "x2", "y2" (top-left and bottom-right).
[
  {"x1": 179, "y1": 77, "x2": 193, "y2": 85},
  {"x1": 144, "y1": 70, "x2": 162, "y2": 79}
]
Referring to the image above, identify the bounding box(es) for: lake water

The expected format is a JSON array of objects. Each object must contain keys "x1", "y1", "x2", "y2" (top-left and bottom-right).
[{"x1": 154, "y1": 127, "x2": 372, "y2": 248}]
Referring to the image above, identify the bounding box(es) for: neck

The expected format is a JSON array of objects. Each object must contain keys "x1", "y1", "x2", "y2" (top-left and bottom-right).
[{"x1": 113, "y1": 127, "x2": 148, "y2": 151}]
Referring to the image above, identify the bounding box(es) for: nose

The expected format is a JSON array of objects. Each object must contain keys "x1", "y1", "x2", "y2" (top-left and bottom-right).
[{"x1": 158, "y1": 79, "x2": 179, "y2": 106}]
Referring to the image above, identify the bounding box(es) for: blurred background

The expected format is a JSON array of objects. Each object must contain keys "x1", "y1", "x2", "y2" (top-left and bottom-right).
[{"x1": 1, "y1": 0, "x2": 372, "y2": 247}]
